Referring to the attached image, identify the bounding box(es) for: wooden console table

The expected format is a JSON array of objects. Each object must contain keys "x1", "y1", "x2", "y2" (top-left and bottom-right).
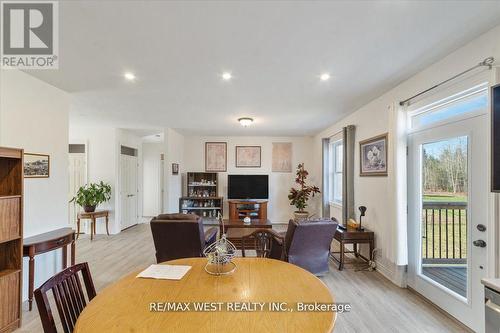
[
  {"x1": 23, "y1": 228, "x2": 76, "y2": 311},
  {"x1": 228, "y1": 200, "x2": 267, "y2": 220},
  {"x1": 77, "y1": 210, "x2": 109, "y2": 240},
  {"x1": 330, "y1": 226, "x2": 374, "y2": 270}
]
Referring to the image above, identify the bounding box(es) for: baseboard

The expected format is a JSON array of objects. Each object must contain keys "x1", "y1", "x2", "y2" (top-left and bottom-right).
[{"x1": 375, "y1": 255, "x2": 407, "y2": 288}]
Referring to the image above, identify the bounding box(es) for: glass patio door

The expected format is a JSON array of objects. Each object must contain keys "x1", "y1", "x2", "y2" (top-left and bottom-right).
[{"x1": 407, "y1": 98, "x2": 489, "y2": 331}]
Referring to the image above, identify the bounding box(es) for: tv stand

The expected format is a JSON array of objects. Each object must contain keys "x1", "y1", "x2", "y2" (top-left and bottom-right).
[{"x1": 228, "y1": 200, "x2": 267, "y2": 220}]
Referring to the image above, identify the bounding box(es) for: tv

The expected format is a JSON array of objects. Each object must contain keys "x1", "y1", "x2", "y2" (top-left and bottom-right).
[
  {"x1": 228, "y1": 175, "x2": 269, "y2": 199},
  {"x1": 492, "y1": 84, "x2": 500, "y2": 192}
]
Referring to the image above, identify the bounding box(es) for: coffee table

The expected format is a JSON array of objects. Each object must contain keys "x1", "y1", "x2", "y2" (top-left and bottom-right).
[{"x1": 222, "y1": 219, "x2": 272, "y2": 249}]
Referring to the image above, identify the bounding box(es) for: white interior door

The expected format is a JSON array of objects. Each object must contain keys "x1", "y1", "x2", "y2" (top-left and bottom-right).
[
  {"x1": 408, "y1": 114, "x2": 489, "y2": 332},
  {"x1": 69, "y1": 152, "x2": 86, "y2": 230},
  {"x1": 120, "y1": 153, "x2": 138, "y2": 230}
]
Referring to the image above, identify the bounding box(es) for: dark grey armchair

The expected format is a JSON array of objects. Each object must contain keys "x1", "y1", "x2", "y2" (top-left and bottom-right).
[
  {"x1": 272, "y1": 218, "x2": 338, "y2": 275},
  {"x1": 150, "y1": 213, "x2": 218, "y2": 263}
]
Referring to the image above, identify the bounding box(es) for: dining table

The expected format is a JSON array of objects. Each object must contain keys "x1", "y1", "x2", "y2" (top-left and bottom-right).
[{"x1": 74, "y1": 257, "x2": 336, "y2": 332}]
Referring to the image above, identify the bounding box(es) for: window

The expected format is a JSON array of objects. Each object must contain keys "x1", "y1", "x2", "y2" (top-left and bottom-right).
[
  {"x1": 409, "y1": 83, "x2": 488, "y2": 131},
  {"x1": 329, "y1": 139, "x2": 343, "y2": 205}
]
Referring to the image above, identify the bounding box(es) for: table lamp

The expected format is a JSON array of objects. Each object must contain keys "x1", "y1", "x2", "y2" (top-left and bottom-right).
[{"x1": 358, "y1": 206, "x2": 366, "y2": 231}]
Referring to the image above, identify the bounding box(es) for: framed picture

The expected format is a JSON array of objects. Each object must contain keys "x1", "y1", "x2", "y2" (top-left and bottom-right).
[
  {"x1": 205, "y1": 142, "x2": 227, "y2": 172},
  {"x1": 359, "y1": 133, "x2": 388, "y2": 176},
  {"x1": 272, "y1": 142, "x2": 292, "y2": 172},
  {"x1": 236, "y1": 146, "x2": 261, "y2": 168},
  {"x1": 172, "y1": 163, "x2": 179, "y2": 175},
  {"x1": 24, "y1": 153, "x2": 50, "y2": 178}
]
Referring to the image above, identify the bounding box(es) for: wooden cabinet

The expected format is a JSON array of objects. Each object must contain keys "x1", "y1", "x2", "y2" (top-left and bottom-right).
[
  {"x1": 180, "y1": 172, "x2": 223, "y2": 223},
  {"x1": 228, "y1": 200, "x2": 267, "y2": 220},
  {"x1": 0, "y1": 147, "x2": 23, "y2": 333}
]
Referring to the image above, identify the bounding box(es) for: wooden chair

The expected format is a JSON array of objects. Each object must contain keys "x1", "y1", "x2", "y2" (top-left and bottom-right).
[
  {"x1": 241, "y1": 229, "x2": 284, "y2": 258},
  {"x1": 34, "y1": 262, "x2": 97, "y2": 333}
]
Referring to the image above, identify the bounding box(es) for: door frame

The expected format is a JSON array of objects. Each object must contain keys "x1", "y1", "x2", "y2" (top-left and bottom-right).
[
  {"x1": 68, "y1": 140, "x2": 88, "y2": 229},
  {"x1": 407, "y1": 110, "x2": 493, "y2": 332},
  {"x1": 118, "y1": 143, "x2": 139, "y2": 231}
]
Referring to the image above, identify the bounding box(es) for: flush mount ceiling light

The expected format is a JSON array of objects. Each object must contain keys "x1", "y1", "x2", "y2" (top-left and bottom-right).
[
  {"x1": 238, "y1": 117, "x2": 253, "y2": 127},
  {"x1": 124, "y1": 72, "x2": 136, "y2": 81},
  {"x1": 222, "y1": 72, "x2": 232, "y2": 81},
  {"x1": 320, "y1": 73, "x2": 330, "y2": 81}
]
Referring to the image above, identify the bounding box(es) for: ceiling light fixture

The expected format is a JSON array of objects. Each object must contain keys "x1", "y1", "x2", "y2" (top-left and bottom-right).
[
  {"x1": 238, "y1": 117, "x2": 253, "y2": 127},
  {"x1": 320, "y1": 73, "x2": 330, "y2": 81},
  {"x1": 222, "y1": 72, "x2": 232, "y2": 81},
  {"x1": 124, "y1": 72, "x2": 136, "y2": 81}
]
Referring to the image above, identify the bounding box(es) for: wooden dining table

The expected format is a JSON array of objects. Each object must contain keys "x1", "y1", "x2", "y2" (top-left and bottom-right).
[{"x1": 74, "y1": 258, "x2": 336, "y2": 333}]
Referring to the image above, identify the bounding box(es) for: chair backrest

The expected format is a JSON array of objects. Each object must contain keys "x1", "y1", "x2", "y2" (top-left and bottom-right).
[
  {"x1": 241, "y1": 229, "x2": 282, "y2": 258},
  {"x1": 150, "y1": 213, "x2": 205, "y2": 263},
  {"x1": 34, "y1": 262, "x2": 96, "y2": 333},
  {"x1": 285, "y1": 218, "x2": 338, "y2": 274}
]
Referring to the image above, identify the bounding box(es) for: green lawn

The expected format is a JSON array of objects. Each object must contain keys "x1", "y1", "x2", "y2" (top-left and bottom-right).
[
  {"x1": 423, "y1": 194, "x2": 467, "y2": 202},
  {"x1": 421, "y1": 193, "x2": 467, "y2": 260}
]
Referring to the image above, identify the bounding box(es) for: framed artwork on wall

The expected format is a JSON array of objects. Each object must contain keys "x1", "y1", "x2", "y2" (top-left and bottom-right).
[
  {"x1": 236, "y1": 146, "x2": 261, "y2": 168},
  {"x1": 272, "y1": 142, "x2": 292, "y2": 172},
  {"x1": 24, "y1": 153, "x2": 50, "y2": 178},
  {"x1": 172, "y1": 163, "x2": 179, "y2": 175},
  {"x1": 359, "y1": 133, "x2": 388, "y2": 176},
  {"x1": 205, "y1": 142, "x2": 227, "y2": 172}
]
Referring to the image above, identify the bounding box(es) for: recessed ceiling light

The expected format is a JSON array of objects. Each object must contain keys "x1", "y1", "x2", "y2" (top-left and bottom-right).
[
  {"x1": 222, "y1": 72, "x2": 232, "y2": 81},
  {"x1": 124, "y1": 72, "x2": 136, "y2": 81},
  {"x1": 238, "y1": 117, "x2": 253, "y2": 127},
  {"x1": 320, "y1": 73, "x2": 330, "y2": 81}
]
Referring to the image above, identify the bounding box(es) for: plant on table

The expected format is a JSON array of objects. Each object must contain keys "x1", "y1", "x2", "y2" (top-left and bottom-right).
[{"x1": 70, "y1": 181, "x2": 112, "y2": 213}]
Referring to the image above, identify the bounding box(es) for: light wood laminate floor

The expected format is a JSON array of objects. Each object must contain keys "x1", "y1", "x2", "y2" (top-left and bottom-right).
[{"x1": 17, "y1": 223, "x2": 469, "y2": 333}]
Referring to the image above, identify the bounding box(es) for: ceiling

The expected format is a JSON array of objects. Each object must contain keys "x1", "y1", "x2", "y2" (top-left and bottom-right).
[{"x1": 25, "y1": 1, "x2": 500, "y2": 136}]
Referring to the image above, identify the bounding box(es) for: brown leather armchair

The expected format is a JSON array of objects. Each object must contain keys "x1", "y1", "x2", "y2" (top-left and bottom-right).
[
  {"x1": 150, "y1": 213, "x2": 218, "y2": 263},
  {"x1": 271, "y1": 218, "x2": 338, "y2": 275}
]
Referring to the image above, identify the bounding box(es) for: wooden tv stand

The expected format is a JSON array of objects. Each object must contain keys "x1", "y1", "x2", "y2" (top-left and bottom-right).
[{"x1": 228, "y1": 200, "x2": 268, "y2": 220}]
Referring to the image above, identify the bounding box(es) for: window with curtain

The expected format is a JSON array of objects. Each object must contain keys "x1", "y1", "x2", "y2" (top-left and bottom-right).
[{"x1": 329, "y1": 139, "x2": 343, "y2": 205}]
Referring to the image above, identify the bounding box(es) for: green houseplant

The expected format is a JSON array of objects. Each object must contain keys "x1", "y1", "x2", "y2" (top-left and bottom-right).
[
  {"x1": 288, "y1": 163, "x2": 320, "y2": 220},
  {"x1": 71, "y1": 181, "x2": 112, "y2": 213}
]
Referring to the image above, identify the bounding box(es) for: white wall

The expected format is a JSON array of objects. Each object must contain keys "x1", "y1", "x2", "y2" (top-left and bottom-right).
[
  {"x1": 0, "y1": 69, "x2": 70, "y2": 300},
  {"x1": 312, "y1": 24, "x2": 500, "y2": 286},
  {"x1": 164, "y1": 128, "x2": 185, "y2": 213},
  {"x1": 183, "y1": 135, "x2": 314, "y2": 223}
]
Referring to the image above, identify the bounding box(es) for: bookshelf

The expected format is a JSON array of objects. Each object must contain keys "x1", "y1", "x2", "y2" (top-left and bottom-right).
[
  {"x1": 0, "y1": 147, "x2": 23, "y2": 333},
  {"x1": 179, "y1": 172, "x2": 223, "y2": 223}
]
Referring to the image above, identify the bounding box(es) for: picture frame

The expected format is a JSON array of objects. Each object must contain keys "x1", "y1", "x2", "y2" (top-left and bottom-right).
[
  {"x1": 172, "y1": 163, "x2": 179, "y2": 175},
  {"x1": 359, "y1": 133, "x2": 388, "y2": 176},
  {"x1": 236, "y1": 146, "x2": 261, "y2": 168},
  {"x1": 24, "y1": 153, "x2": 50, "y2": 178},
  {"x1": 205, "y1": 142, "x2": 227, "y2": 172},
  {"x1": 272, "y1": 142, "x2": 292, "y2": 173}
]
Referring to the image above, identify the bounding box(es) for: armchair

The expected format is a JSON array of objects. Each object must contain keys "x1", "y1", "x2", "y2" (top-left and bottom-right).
[
  {"x1": 272, "y1": 218, "x2": 338, "y2": 275},
  {"x1": 150, "y1": 213, "x2": 217, "y2": 263}
]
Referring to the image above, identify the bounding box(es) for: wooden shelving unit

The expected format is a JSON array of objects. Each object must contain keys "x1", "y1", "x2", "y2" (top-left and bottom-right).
[
  {"x1": 179, "y1": 172, "x2": 223, "y2": 223},
  {"x1": 0, "y1": 147, "x2": 23, "y2": 333}
]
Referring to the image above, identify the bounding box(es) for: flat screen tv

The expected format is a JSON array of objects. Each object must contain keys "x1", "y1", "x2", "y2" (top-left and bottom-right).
[
  {"x1": 492, "y1": 84, "x2": 500, "y2": 192},
  {"x1": 228, "y1": 175, "x2": 269, "y2": 199}
]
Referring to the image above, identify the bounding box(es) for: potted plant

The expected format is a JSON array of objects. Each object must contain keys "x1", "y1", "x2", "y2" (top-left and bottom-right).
[
  {"x1": 71, "y1": 181, "x2": 112, "y2": 213},
  {"x1": 288, "y1": 163, "x2": 320, "y2": 220}
]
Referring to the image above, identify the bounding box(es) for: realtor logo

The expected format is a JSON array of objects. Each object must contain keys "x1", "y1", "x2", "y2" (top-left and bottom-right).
[{"x1": 1, "y1": 1, "x2": 58, "y2": 68}]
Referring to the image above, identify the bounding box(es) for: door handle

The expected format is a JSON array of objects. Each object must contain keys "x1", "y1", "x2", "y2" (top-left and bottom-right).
[{"x1": 473, "y1": 239, "x2": 486, "y2": 247}]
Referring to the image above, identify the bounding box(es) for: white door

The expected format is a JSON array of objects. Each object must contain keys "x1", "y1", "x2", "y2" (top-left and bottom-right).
[
  {"x1": 69, "y1": 152, "x2": 86, "y2": 230},
  {"x1": 120, "y1": 153, "x2": 138, "y2": 230},
  {"x1": 408, "y1": 113, "x2": 489, "y2": 331}
]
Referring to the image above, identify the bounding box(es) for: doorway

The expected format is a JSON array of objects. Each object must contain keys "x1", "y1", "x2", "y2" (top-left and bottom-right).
[
  {"x1": 120, "y1": 146, "x2": 138, "y2": 230},
  {"x1": 407, "y1": 85, "x2": 489, "y2": 331},
  {"x1": 69, "y1": 143, "x2": 87, "y2": 232}
]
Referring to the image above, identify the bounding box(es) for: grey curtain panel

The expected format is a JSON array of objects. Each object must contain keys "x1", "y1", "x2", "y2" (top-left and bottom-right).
[
  {"x1": 322, "y1": 138, "x2": 330, "y2": 218},
  {"x1": 342, "y1": 125, "x2": 356, "y2": 225}
]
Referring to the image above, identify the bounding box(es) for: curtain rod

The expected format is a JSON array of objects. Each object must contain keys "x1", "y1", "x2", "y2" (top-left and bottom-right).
[{"x1": 399, "y1": 57, "x2": 495, "y2": 107}]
